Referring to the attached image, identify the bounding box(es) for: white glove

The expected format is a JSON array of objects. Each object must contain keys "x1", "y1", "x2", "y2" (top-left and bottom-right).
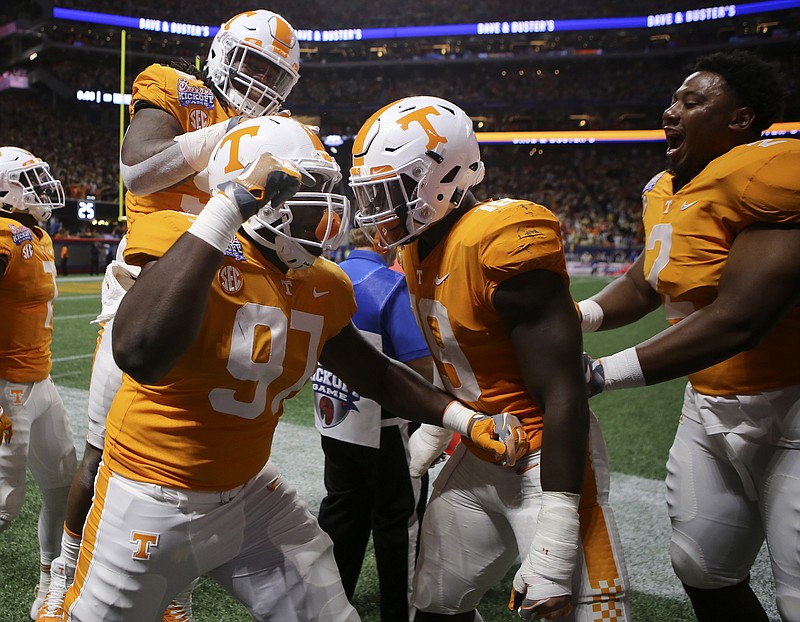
[
  {"x1": 511, "y1": 492, "x2": 580, "y2": 620},
  {"x1": 408, "y1": 424, "x2": 453, "y2": 478}
]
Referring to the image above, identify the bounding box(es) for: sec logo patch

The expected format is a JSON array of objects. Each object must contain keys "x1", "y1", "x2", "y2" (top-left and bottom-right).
[
  {"x1": 189, "y1": 108, "x2": 209, "y2": 131},
  {"x1": 218, "y1": 265, "x2": 243, "y2": 294},
  {"x1": 22, "y1": 243, "x2": 33, "y2": 259}
]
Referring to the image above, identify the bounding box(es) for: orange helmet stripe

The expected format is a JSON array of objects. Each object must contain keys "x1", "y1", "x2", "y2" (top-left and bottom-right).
[
  {"x1": 271, "y1": 16, "x2": 293, "y2": 59},
  {"x1": 352, "y1": 99, "x2": 403, "y2": 167}
]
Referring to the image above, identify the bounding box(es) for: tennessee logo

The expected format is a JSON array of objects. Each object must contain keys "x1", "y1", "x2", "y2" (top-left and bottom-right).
[
  {"x1": 130, "y1": 531, "x2": 159, "y2": 560},
  {"x1": 7, "y1": 389, "x2": 23, "y2": 405},
  {"x1": 218, "y1": 265, "x2": 243, "y2": 294},
  {"x1": 397, "y1": 106, "x2": 448, "y2": 151},
  {"x1": 216, "y1": 125, "x2": 261, "y2": 174}
]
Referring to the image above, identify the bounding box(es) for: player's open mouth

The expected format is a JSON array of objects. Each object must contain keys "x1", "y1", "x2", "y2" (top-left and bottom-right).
[{"x1": 664, "y1": 128, "x2": 684, "y2": 158}]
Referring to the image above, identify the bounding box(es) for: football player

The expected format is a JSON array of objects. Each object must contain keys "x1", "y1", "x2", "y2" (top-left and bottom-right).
[
  {"x1": 37, "y1": 10, "x2": 302, "y2": 622},
  {"x1": 349, "y1": 96, "x2": 630, "y2": 621},
  {"x1": 579, "y1": 51, "x2": 800, "y2": 622},
  {"x1": 58, "y1": 115, "x2": 521, "y2": 621},
  {"x1": 0, "y1": 147, "x2": 78, "y2": 618}
]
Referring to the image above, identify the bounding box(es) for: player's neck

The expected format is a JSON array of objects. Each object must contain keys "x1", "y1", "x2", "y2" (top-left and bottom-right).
[{"x1": 417, "y1": 192, "x2": 477, "y2": 261}]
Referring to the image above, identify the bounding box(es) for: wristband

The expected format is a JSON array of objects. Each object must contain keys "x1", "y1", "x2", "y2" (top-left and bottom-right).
[
  {"x1": 187, "y1": 193, "x2": 242, "y2": 252},
  {"x1": 578, "y1": 299, "x2": 604, "y2": 332},
  {"x1": 174, "y1": 120, "x2": 235, "y2": 172},
  {"x1": 441, "y1": 401, "x2": 477, "y2": 436},
  {"x1": 600, "y1": 346, "x2": 646, "y2": 390}
]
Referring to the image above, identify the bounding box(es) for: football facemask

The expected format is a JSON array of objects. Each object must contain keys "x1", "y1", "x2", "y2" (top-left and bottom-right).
[
  {"x1": 0, "y1": 146, "x2": 64, "y2": 222},
  {"x1": 350, "y1": 96, "x2": 484, "y2": 250},
  {"x1": 206, "y1": 10, "x2": 300, "y2": 117},
  {"x1": 208, "y1": 116, "x2": 350, "y2": 269}
]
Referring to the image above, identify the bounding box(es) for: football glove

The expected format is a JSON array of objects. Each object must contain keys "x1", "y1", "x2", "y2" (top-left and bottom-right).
[
  {"x1": 408, "y1": 424, "x2": 453, "y2": 478},
  {"x1": 510, "y1": 492, "x2": 580, "y2": 620},
  {"x1": 216, "y1": 151, "x2": 313, "y2": 221},
  {"x1": 583, "y1": 353, "x2": 606, "y2": 397},
  {"x1": 0, "y1": 407, "x2": 12, "y2": 444},
  {"x1": 467, "y1": 413, "x2": 528, "y2": 468}
]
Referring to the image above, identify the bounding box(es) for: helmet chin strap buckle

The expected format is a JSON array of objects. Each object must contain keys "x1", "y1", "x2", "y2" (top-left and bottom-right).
[{"x1": 242, "y1": 219, "x2": 316, "y2": 270}]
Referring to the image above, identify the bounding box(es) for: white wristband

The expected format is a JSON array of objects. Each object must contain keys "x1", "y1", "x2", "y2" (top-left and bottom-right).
[
  {"x1": 441, "y1": 401, "x2": 477, "y2": 436},
  {"x1": 600, "y1": 346, "x2": 646, "y2": 390},
  {"x1": 187, "y1": 193, "x2": 242, "y2": 252},
  {"x1": 578, "y1": 299, "x2": 604, "y2": 332},
  {"x1": 174, "y1": 120, "x2": 235, "y2": 172}
]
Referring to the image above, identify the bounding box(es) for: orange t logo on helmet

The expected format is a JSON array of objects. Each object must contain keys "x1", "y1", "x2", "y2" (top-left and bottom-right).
[{"x1": 397, "y1": 106, "x2": 448, "y2": 151}]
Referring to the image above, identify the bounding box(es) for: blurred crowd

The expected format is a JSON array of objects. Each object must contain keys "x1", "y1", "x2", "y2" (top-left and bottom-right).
[{"x1": 1, "y1": 0, "x2": 797, "y2": 251}]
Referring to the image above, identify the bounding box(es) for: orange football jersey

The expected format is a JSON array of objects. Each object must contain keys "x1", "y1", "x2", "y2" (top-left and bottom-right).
[
  {"x1": 0, "y1": 217, "x2": 58, "y2": 383},
  {"x1": 642, "y1": 138, "x2": 800, "y2": 395},
  {"x1": 401, "y1": 198, "x2": 569, "y2": 457},
  {"x1": 103, "y1": 211, "x2": 356, "y2": 490},
  {"x1": 124, "y1": 64, "x2": 237, "y2": 226}
]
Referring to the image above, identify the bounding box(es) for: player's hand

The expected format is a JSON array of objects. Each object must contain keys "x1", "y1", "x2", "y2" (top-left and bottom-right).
[
  {"x1": 509, "y1": 587, "x2": 571, "y2": 621},
  {"x1": 509, "y1": 491, "x2": 580, "y2": 620},
  {"x1": 0, "y1": 407, "x2": 12, "y2": 444},
  {"x1": 583, "y1": 353, "x2": 605, "y2": 397},
  {"x1": 467, "y1": 413, "x2": 528, "y2": 468},
  {"x1": 408, "y1": 424, "x2": 453, "y2": 477},
  {"x1": 216, "y1": 151, "x2": 314, "y2": 221}
]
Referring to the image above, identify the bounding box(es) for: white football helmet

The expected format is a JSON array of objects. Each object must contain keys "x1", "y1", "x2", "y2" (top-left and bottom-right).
[
  {"x1": 207, "y1": 116, "x2": 350, "y2": 269},
  {"x1": 0, "y1": 146, "x2": 64, "y2": 221},
  {"x1": 206, "y1": 10, "x2": 300, "y2": 117},
  {"x1": 349, "y1": 96, "x2": 485, "y2": 249}
]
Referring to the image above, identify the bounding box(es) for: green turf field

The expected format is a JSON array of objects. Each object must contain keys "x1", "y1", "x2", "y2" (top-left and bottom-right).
[{"x1": 0, "y1": 275, "x2": 778, "y2": 621}]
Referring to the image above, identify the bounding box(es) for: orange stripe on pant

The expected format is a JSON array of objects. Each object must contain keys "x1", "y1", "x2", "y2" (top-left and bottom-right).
[
  {"x1": 63, "y1": 462, "x2": 113, "y2": 615},
  {"x1": 579, "y1": 452, "x2": 628, "y2": 621}
]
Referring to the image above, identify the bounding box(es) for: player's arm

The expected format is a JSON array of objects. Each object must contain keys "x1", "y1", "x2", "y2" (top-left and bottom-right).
[
  {"x1": 632, "y1": 223, "x2": 800, "y2": 385},
  {"x1": 578, "y1": 251, "x2": 662, "y2": 332},
  {"x1": 494, "y1": 268, "x2": 589, "y2": 621},
  {"x1": 495, "y1": 269, "x2": 589, "y2": 493},
  {"x1": 319, "y1": 323, "x2": 517, "y2": 459},
  {"x1": 120, "y1": 106, "x2": 237, "y2": 196}
]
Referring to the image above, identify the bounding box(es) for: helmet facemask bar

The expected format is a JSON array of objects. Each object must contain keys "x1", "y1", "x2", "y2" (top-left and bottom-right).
[
  {"x1": 219, "y1": 34, "x2": 298, "y2": 117},
  {"x1": 352, "y1": 160, "x2": 442, "y2": 250},
  {"x1": 0, "y1": 161, "x2": 65, "y2": 221}
]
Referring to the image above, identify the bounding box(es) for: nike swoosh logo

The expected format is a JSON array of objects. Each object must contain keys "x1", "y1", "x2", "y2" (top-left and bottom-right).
[
  {"x1": 312, "y1": 288, "x2": 329, "y2": 298},
  {"x1": 435, "y1": 273, "x2": 450, "y2": 286},
  {"x1": 517, "y1": 463, "x2": 539, "y2": 475},
  {"x1": 266, "y1": 476, "x2": 280, "y2": 492},
  {"x1": 680, "y1": 201, "x2": 698, "y2": 210}
]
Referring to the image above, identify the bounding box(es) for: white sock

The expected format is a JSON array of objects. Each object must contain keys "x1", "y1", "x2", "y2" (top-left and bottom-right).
[{"x1": 60, "y1": 527, "x2": 82, "y2": 569}]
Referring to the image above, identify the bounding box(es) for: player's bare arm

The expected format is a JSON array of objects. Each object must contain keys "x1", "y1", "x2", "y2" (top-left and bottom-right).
[
  {"x1": 319, "y1": 323, "x2": 522, "y2": 462},
  {"x1": 584, "y1": 252, "x2": 661, "y2": 330},
  {"x1": 495, "y1": 268, "x2": 590, "y2": 620},
  {"x1": 119, "y1": 107, "x2": 198, "y2": 196},
  {"x1": 635, "y1": 223, "x2": 800, "y2": 385},
  {"x1": 494, "y1": 268, "x2": 589, "y2": 493},
  {"x1": 112, "y1": 232, "x2": 222, "y2": 384},
  {"x1": 319, "y1": 322, "x2": 455, "y2": 426}
]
